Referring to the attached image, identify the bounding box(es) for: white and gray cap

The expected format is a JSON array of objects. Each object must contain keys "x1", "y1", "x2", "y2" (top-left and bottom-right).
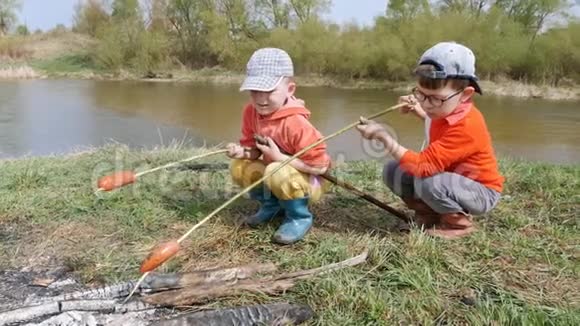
[
  {"x1": 240, "y1": 48, "x2": 294, "y2": 92},
  {"x1": 416, "y1": 42, "x2": 482, "y2": 94}
]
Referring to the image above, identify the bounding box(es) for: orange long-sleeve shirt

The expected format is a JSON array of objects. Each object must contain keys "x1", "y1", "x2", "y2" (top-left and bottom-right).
[
  {"x1": 239, "y1": 99, "x2": 331, "y2": 168},
  {"x1": 399, "y1": 102, "x2": 504, "y2": 192}
]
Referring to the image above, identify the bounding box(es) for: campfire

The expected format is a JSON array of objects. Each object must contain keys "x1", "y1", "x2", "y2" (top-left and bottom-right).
[{"x1": 0, "y1": 252, "x2": 367, "y2": 325}]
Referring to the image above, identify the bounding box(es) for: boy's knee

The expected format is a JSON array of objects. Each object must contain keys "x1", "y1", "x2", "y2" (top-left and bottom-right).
[
  {"x1": 230, "y1": 159, "x2": 265, "y2": 188},
  {"x1": 382, "y1": 161, "x2": 400, "y2": 189},
  {"x1": 263, "y1": 162, "x2": 283, "y2": 181},
  {"x1": 230, "y1": 159, "x2": 245, "y2": 186},
  {"x1": 414, "y1": 175, "x2": 447, "y2": 201},
  {"x1": 265, "y1": 163, "x2": 310, "y2": 200},
  {"x1": 230, "y1": 159, "x2": 246, "y2": 172}
]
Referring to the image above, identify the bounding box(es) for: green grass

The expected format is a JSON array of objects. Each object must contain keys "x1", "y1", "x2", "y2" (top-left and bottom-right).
[
  {"x1": 30, "y1": 53, "x2": 99, "y2": 76},
  {"x1": 0, "y1": 145, "x2": 578, "y2": 324}
]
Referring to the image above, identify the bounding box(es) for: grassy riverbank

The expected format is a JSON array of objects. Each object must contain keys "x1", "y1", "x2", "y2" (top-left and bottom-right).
[
  {"x1": 0, "y1": 145, "x2": 578, "y2": 324},
  {"x1": 0, "y1": 32, "x2": 578, "y2": 101}
]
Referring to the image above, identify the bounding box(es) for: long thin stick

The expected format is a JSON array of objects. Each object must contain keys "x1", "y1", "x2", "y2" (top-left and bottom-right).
[
  {"x1": 96, "y1": 149, "x2": 229, "y2": 193},
  {"x1": 321, "y1": 174, "x2": 409, "y2": 222},
  {"x1": 135, "y1": 149, "x2": 229, "y2": 177},
  {"x1": 274, "y1": 251, "x2": 368, "y2": 281},
  {"x1": 122, "y1": 273, "x2": 149, "y2": 304}
]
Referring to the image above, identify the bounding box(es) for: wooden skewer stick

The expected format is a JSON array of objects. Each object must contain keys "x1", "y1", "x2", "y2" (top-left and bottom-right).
[
  {"x1": 135, "y1": 149, "x2": 229, "y2": 178},
  {"x1": 96, "y1": 149, "x2": 229, "y2": 193},
  {"x1": 320, "y1": 174, "x2": 409, "y2": 222}
]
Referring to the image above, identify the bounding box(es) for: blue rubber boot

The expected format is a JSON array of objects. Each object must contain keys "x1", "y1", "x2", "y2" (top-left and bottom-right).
[
  {"x1": 273, "y1": 197, "x2": 313, "y2": 245},
  {"x1": 245, "y1": 185, "x2": 282, "y2": 227}
]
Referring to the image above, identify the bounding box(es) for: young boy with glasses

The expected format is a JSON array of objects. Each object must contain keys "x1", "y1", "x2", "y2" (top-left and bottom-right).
[{"x1": 356, "y1": 42, "x2": 504, "y2": 239}]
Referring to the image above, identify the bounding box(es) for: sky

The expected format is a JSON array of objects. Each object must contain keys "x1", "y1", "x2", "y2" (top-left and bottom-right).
[
  {"x1": 17, "y1": 0, "x2": 385, "y2": 31},
  {"x1": 16, "y1": 0, "x2": 580, "y2": 32}
]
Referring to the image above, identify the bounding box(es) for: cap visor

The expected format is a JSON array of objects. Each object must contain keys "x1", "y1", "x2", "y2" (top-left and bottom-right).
[
  {"x1": 239, "y1": 76, "x2": 283, "y2": 92},
  {"x1": 470, "y1": 80, "x2": 483, "y2": 95}
]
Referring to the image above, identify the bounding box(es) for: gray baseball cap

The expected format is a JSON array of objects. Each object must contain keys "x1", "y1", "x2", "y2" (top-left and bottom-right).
[
  {"x1": 416, "y1": 42, "x2": 482, "y2": 94},
  {"x1": 240, "y1": 48, "x2": 294, "y2": 92}
]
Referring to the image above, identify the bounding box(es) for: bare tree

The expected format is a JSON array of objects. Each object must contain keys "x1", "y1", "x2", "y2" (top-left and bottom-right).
[{"x1": 0, "y1": 0, "x2": 21, "y2": 36}]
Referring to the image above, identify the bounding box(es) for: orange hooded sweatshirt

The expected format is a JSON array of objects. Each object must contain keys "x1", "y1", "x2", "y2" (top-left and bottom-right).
[
  {"x1": 239, "y1": 99, "x2": 331, "y2": 168},
  {"x1": 400, "y1": 102, "x2": 504, "y2": 193}
]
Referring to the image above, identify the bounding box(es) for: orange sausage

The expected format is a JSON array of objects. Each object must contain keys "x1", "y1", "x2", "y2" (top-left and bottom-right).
[
  {"x1": 97, "y1": 171, "x2": 136, "y2": 191},
  {"x1": 140, "y1": 240, "x2": 181, "y2": 273}
]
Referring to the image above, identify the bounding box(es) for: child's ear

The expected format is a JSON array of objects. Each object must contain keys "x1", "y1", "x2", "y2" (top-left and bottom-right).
[
  {"x1": 461, "y1": 87, "x2": 475, "y2": 102},
  {"x1": 287, "y1": 81, "x2": 296, "y2": 96}
]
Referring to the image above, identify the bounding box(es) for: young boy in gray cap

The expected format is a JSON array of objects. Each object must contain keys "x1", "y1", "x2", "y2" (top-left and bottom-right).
[
  {"x1": 226, "y1": 48, "x2": 331, "y2": 245},
  {"x1": 357, "y1": 42, "x2": 504, "y2": 239}
]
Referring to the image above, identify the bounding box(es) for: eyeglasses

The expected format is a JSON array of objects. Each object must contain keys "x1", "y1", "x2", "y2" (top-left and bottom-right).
[{"x1": 412, "y1": 87, "x2": 464, "y2": 107}]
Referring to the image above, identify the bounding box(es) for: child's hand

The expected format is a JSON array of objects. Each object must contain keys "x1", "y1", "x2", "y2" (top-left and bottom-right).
[
  {"x1": 398, "y1": 94, "x2": 426, "y2": 118},
  {"x1": 255, "y1": 137, "x2": 285, "y2": 162},
  {"x1": 226, "y1": 143, "x2": 246, "y2": 159},
  {"x1": 356, "y1": 117, "x2": 387, "y2": 140}
]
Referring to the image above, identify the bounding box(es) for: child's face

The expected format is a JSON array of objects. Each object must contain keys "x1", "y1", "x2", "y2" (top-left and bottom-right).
[
  {"x1": 249, "y1": 79, "x2": 296, "y2": 115},
  {"x1": 414, "y1": 84, "x2": 474, "y2": 120}
]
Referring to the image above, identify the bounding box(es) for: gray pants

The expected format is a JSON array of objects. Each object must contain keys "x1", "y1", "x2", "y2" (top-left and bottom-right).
[{"x1": 383, "y1": 161, "x2": 500, "y2": 215}]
